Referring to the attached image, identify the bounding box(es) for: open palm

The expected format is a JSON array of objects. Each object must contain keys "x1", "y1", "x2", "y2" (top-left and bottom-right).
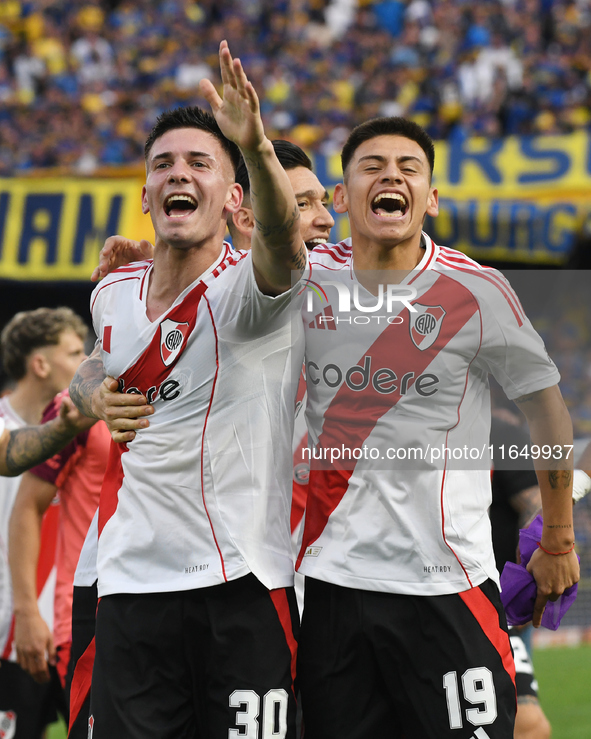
[{"x1": 200, "y1": 40, "x2": 265, "y2": 154}]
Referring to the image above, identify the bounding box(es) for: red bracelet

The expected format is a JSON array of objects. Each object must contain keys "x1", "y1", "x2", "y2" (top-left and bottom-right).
[{"x1": 537, "y1": 541, "x2": 575, "y2": 556}]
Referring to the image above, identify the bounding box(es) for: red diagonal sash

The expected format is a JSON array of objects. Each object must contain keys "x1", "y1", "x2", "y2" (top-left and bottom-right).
[
  {"x1": 119, "y1": 281, "x2": 207, "y2": 392},
  {"x1": 297, "y1": 273, "x2": 480, "y2": 567},
  {"x1": 99, "y1": 281, "x2": 207, "y2": 536}
]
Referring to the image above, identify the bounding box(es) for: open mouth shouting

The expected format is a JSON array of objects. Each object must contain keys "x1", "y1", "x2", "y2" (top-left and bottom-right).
[
  {"x1": 371, "y1": 192, "x2": 408, "y2": 218},
  {"x1": 164, "y1": 194, "x2": 198, "y2": 218},
  {"x1": 305, "y1": 237, "x2": 329, "y2": 250}
]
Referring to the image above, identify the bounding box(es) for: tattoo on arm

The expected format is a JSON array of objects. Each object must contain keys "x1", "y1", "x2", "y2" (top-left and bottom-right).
[
  {"x1": 516, "y1": 695, "x2": 540, "y2": 707},
  {"x1": 243, "y1": 155, "x2": 262, "y2": 173},
  {"x1": 549, "y1": 470, "x2": 572, "y2": 489},
  {"x1": 253, "y1": 205, "x2": 300, "y2": 240},
  {"x1": 514, "y1": 391, "x2": 539, "y2": 405},
  {"x1": 5, "y1": 421, "x2": 75, "y2": 476},
  {"x1": 69, "y1": 356, "x2": 106, "y2": 418},
  {"x1": 545, "y1": 523, "x2": 573, "y2": 529},
  {"x1": 289, "y1": 244, "x2": 308, "y2": 273}
]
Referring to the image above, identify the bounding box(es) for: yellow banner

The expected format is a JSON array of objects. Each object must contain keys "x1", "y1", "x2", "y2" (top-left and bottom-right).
[
  {"x1": 0, "y1": 177, "x2": 153, "y2": 281},
  {"x1": 1, "y1": 130, "x2": 590, "y2": 280}
]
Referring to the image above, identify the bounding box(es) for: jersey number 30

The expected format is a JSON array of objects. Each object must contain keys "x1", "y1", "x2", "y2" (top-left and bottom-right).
[{"x1": 229, "y1": 689, "x2": 289, "y2": 738}]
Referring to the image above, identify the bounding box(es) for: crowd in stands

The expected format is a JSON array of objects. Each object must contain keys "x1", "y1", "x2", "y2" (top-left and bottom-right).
[{"x1": 0, "y1": 0, "x2": 590, "y2": 174}]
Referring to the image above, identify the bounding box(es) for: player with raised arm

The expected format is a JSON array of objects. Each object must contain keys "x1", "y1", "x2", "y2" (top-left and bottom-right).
[
  {"x1": 85, "y1": 139, "x2": 333, "y2": 615},
  {"x1": 295, "y1": 117, "x2": 579, "y2": 738},
  {"x1": 77, "y1": 114, "x2": 581, "y2": 737},
  {"x1": 69, "y1": 41, "x2": 305, "y2": 739},
  {"x1": 65, "y1": 139, "x2": 332, "y2": 735}
]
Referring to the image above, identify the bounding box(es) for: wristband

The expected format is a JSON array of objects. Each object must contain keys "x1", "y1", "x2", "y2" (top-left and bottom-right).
[
  {"x1": 537, "y1": 541, "x2": 575, "y2": 556},
  {"x1": 572, "y1": 469, "x2": 591, "y2": 503}
]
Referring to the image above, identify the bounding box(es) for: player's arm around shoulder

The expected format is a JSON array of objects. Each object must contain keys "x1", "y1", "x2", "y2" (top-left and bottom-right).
[
  {"x1": 69, "y1": 344, "x2": 153, "y2": 444},
  {"x1": 91, "y1": 236, "x2": 154, "y2": 282},
  {"x1": 200, "y1": 41, "x2": 304, "y2": 296},
  {"x1": 514, "y1": 384, "x2": 580, "y2": 626}
]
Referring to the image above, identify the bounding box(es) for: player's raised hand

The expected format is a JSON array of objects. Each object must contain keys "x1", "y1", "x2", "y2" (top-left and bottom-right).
[
  {"x1": 91, "y1": 236, "x2": 155, "y2": 282},
  {"x1": 199, "y1": 40, "x2": 265, "y2": 154}
]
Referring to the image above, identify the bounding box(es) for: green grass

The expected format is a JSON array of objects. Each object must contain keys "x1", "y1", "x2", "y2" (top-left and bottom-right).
[
  {"x1": 534, "y1": 644, "x2": 591, "y2": 739},
  {"x1": 46, "y1": 716, "x2": 67, "y2": 739},
  {"x1": 45, "y1": 645, "x2": 591, "y2": 739}
]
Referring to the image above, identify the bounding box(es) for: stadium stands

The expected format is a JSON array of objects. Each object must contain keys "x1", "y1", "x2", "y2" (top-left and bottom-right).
[{"x1": 0, "y1": 0, "x2": 589, "y2": 173}]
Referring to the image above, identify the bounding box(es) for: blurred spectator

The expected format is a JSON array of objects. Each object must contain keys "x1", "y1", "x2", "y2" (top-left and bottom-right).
[{"x1": 70, "y1": 28, "x2": 114, "y2": 85}]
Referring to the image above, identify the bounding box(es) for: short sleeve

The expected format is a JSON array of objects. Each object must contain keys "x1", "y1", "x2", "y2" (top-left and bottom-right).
[
  {"x1": 210, "y1": 248, "x2": 308, "y2": 334},
  {"x1": 474, "y1": 271, "x2": 560, "y2": 400}
]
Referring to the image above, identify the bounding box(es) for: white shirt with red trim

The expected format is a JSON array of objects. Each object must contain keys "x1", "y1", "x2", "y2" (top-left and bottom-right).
[
  {"x1": 297, "y1": 235, "x2": 560, "y2": 596},
  {"x1": 0, "y1": 397, "x2": 57, "y2": 661},
  {"x1": 91, "y1": 245, "x2": 304, "y2": 597}
]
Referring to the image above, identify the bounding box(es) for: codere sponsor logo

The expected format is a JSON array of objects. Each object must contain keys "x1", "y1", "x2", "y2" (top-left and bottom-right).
[
  {"x1": 117, "y1": 377, "x2": 181, "y2": 403},
  {"x1": 307, "y1": 355, "x2": 439, "y2": 396}
]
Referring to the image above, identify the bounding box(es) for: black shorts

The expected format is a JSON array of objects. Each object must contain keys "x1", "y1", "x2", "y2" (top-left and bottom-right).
[
  {"x1": 508, "y1": 627, "x2": 538, "y2": 701},
  {"x1": 68, "y1": 580, "x2": 98, "y2": 739},
  {"x1": 298, "y1": 578, "x2": 516, "y2": 739},
  {"x1": 89, "y1": 574, "x2": 299, "y2": 739},
  {"x1": 0, "y1": 658, "x2": 66, "y2": 739}
]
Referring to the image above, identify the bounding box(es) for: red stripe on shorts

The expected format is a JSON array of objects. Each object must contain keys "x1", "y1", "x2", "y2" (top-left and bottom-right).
[
  {"x1": 68, "y1": 636, "x2": 96, "y2": 734},
  {"x1": 269, "y1": 588, "x2": 298, "y2": 695},
  {"x1": 459, "y1": 586, "x2": 516, "y2": 685},
  {"x1": 56, "y1": 640, "x2": 72, "y2": 690}
]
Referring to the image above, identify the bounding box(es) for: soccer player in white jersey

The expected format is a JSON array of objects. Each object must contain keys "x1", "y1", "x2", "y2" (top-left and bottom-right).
[
  {"x1": 294, "y1": 117, "x2": 580, "y2": 738},
  {"x1": 79, "y1": 116, "x2": 580, "y2": 737},
  {"x1": 65, "y1": 138, "x2": 333, "y2": 736},
  {"x1": 68, "y1": 42, "x2": 306, "y2": 738}
]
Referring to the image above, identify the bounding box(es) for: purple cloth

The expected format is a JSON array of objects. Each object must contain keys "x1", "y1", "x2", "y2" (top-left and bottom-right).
[{"x1": 499, "y1": 515, "x2": 578, "y2": 630}]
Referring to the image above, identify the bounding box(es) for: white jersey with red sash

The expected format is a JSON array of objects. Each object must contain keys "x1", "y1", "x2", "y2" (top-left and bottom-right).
[
  {"x1": 91, "y1": 245, "x2": 304, "y2": 597},
  {"x1": 297, "y1": 235, "x2": 559, "y2": 596}
]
